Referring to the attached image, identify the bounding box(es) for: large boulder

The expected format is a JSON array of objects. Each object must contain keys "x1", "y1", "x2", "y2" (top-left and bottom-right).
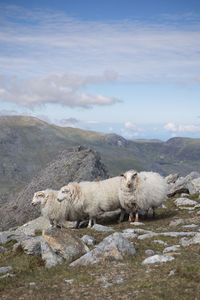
[
  {"x1": 167, "y1": 172, "x2": 200, "y2": 197},
  {"x1": 0, "y1": 146, "x2": 109, "y2": 230}
]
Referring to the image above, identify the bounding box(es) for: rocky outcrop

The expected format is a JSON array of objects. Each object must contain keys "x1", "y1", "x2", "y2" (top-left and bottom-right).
[
  {"x1": 0, "y1": 146, "x2": 109, "y2": 230},
  {"x1": 167, "y1": 172, "x2": 200, "y2": 197}
]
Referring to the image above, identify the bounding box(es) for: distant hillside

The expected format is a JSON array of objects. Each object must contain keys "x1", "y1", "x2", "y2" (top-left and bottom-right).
[{"x1": 0, "y1": 115, "x2": 200, "y2": 207}]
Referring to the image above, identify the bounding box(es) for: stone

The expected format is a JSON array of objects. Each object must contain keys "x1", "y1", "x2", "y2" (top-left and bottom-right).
[
  {"x1": 142, "y1": 254, "x2": 174, "y2": 265},
  {"x1": 168, "y1": 270, "x2": 176, "y2": 276},
  {"x1": 179, "y1": 237, "x2": 191, "y2": 246},
  {"x1": 0, "y1": 246, "x2": 6, "y2": 252},
  {"x1": 174, "y1": 198, "x2": 198, "y2": 208},
  {"x1": 169, "y1": 219, "x2": 185, "y2": 227},
  {"x1": 197, "y1": 211, "x2": 200, "y2": 215},
  {"x1": 41, "y1": 239, "x2": 63, "y2": 268},
  {"x1": 15, "y1": 216, "x2": 50, "y2": 236},
  {"x1": 21, "y1": 236, "x2": 42, "y2": 256},
  {"x1": 122, "y1": 229, "x2": 138, "y2": 239},
  {"x1": 182, "y1": 224, "x2": 198, "y2": 229},
  {"x1": 81, "y1": 235, "x2": 96, "y2": 246},
  {"x1": 145, "y1": 249, "x2": 155, "y2": 256},
  {"x1": 153, "y1": 240, "x2": 168, "y2": 246},
  {"x1": 166, "y1": 174, "x2": 179, "y2": 185},
  {"x1": 64, "y1": 279, "x2": 74, "y2": 284},
  {"x1": 42, "y1": 227, "x2": 89, "y2": 263},
  {"x1": 70, "y1": 232, "x2": 136, "y2": 266},
  {"x1": 167, "y1": 172, "x2": 200, "y2": 197},
  {"x1": 138, "y1": 231, "x2": 198, "y2": 240},
  {"x1": 0, "y1": 266, "x2": 13, "y2": 274},
  {"x1": 163, "y1": 245, "x2": 181, "y2": 253},
  {"x1": 130, "y1": 222, "x2": 145, "y2": 226},
  {"x1": 92, "y1": 224, "x2": 114, "y2": 232},
  {"x1": 187, "y1": 178, "x2": 200, "y2": 195},
  {"x1": 0, "y1": 273, "x2": 16, "y2": 279}
]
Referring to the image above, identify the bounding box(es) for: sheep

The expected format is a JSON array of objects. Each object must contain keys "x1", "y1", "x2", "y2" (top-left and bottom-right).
[
  {"x1": 31, "y1": 189, "x2": 85, "y2": 228},
  {"x1": 57, "y1": 177, "x2": 126, "y2": 228},
  {"x1": 119, "y1": 170, "x2": 168, "y2": 223}
]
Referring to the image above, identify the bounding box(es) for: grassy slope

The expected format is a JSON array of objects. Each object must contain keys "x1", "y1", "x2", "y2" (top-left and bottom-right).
[{"x1": 1, "y1": 194, "x2": 200, "y2": 299}]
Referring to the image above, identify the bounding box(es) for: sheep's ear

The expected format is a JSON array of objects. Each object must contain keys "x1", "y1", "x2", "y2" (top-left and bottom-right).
[
  {"x1": 37, "y1": 191, "x2": 45, "y2": 197},
  {"x1": 132, "y1": 172, "x2": 137, "y2": 179}
]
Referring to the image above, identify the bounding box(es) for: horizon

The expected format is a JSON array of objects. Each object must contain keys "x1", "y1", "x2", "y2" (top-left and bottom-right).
[{"x1": 0, "y1": 0, "x2": 200, "y2": 140}]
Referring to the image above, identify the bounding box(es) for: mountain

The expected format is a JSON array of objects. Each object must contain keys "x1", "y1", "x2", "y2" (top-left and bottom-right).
[
  {"x1": 0, "y1": 115, "x2": 200, "y2": 208},
  {"x1": 0, "y1": 146, "x2": 109, "y2": 230}
]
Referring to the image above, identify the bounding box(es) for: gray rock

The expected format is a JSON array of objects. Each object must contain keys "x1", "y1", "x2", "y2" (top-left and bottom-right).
[
  {"x1": 163, "y1": 245, "x2": 181, "y2": 253},
  {"x1": 168, "y1": 269, "x2": 176, "y2": 276},
  {"x1": 167, "y1": 172, "x2": 200, "y2": 197},
  {"x1": 145, "y1": 249, "x2": 155, "y2": 256},
  {"x1": 0, "y1": 266, "x2": 13, "y2": 274},
  {"x1": 187, "y1": 178, "x2": 200, "y2": 195},
  {"x1": 182, "y1": 224, "x2": 198, "y2": 229},
  {"x1": 15, "y1": 216, "x2": 50, "y2": 236},
  {"x1": 169, "y1": 219, "x2": 185, "y2": 227},
  {"x1": 179, "y1": 237, "x2": 191, "y2": 246},
  {"x1": 197, "y1": 210, "x2": 200, "y2": 215},
  {"x1": 122, "y1": 228, "x2": 138, "y2": 239},
  {"x1": 41, "y1": 239, "x2": 63, "y2": 268},
  {"x1": 42, "y1": 227, "x2": 89, "y2": 263},
  {"x1": 153, "y1": 240, "x2": 168, "y2": 246},
  {"x1": 0, "y1": 273, "x2": 16, "y2": 279},
  {"x1": 29, "y1": 282, "x2": 36, "y2": 286},
  {"x1": 21, "y1": 236, "x2": 42, "y2": 256},
  {"x1": 81, "y1": 235, "x2": 96, "y2": 246},
  {"x1": 92, "y1": 224, "x2": 114, "y2": 232},
  {"x1": 166, "y1": 174, "x2": 179, "y2": 185},
  {"x1": 138, "y1": 231, "x2": 198, "y2": 240},
  {"x1": 70, "y1": 232, "x2": 136, "y2": 266},
  {"x1": 64, "y1": 279, "x2": 74, "y2": 284},
  {"x1": 130, "y1": 222, "x2": 145, "y2": 226},
  {"x1": 174, "y1": 198, "x2": 198, "y2": 208},
  {"x1": 0, "y1": 246, "x2": 6, "y2": 252},
  {"x1": 0, "y1": 229, "x2": 27, "y2": 244},
  {"x1": 142, "y1": 254, "x2": 174, "y2": 265}
]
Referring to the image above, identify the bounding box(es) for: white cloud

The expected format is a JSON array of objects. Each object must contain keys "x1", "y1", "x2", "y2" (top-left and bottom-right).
[
  {"x1": 58, "y1": 117, "x2": 79, "y2": 128},
  {"x1": 0, "y1": 5, "x2": 200, "y2": 83},
  {"x1": 125, "y1": 121, "x2": 138, "y2": 131},
  {"x1": 164, "y1": 122, "x2": 200, "y2": 134},
  {"x1": 0, "y1": 72, "x2": 121, "y2": 108}
]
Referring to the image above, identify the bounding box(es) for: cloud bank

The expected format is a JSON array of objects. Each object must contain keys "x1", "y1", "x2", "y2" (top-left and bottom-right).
[{"x1": 0, "y1": 72, "x2": 120, "y2": 108}]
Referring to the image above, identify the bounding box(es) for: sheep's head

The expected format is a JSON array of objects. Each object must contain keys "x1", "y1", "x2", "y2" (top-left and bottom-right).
[
  {"x1": 32, "y1": 191, "x2": 46, "y2": 206},
  {"x1": 57, "y1": 186, "x2": 70, "y2": 202},
  {"x1": 120, "y1": 170, "x2": 138, "y2": 188}
]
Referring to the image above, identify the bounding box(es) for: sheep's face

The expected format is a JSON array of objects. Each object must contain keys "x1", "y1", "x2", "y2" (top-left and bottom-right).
[
  {"x1": 120, "y1": 170, "x2": 137, "y2": 188},
  {"x1": 57, "y1": 186, "x2": 70, "y2": 202},
  {"x1": 32, "y1": 191, "x2": 45, "y2": 206}
]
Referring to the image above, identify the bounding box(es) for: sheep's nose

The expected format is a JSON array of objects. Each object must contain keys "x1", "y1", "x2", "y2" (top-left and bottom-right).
[{"x1": 127, "y1": 181, "x2": 131, "y2": 188}]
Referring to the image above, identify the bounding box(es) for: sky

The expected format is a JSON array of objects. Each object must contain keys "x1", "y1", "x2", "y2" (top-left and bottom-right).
[{"x1": 0, "y1": 0, "x2": 200, "y2": 140}]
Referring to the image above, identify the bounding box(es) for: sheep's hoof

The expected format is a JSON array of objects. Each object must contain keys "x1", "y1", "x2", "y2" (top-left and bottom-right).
[{"x1": 129, "y1": 215, "x2": 134, "y2": 222}]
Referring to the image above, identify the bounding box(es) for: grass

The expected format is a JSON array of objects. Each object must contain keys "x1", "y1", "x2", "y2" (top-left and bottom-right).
[{"x1": 1, "y1": 195, "x2": 200, "y2": 299}]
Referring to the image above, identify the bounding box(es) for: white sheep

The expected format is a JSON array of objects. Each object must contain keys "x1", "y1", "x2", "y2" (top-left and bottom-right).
[
  {"x1": 31, "y1": 189, "x2": 85, "y2": 228},
  {"x1": 57, "y1": 177, "x2": 126, "y2": 228},
  {"x1": 119, "y1": 170, "x2": 168, "y2": 223}
]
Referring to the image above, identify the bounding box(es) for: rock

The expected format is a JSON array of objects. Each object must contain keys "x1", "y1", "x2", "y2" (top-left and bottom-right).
[
  {"x1": 197, "y1": 211, "x2": 200, "y2": 215},
  {"x1": 15, "y1": 217, "x2": 50, "y2": 236},
  {"x1": 138, "y1": 232, "x2": 158, "y2": 240},
  {"x1": 142, "y1": 254, "x2": 174, "y2": 265},
  {"x1": 138, "y1": 231, "x2": 198, "y2": 240},
  {"x1": 0, "y1": 266, "x2": 13, "y2": 274},
  {"x1": 180, "y1": 193, "x2": 190, "y2": 197},
  {"x1": 130, "y1": 222, "x2": 145, "y2": 226},
  {"x1": 64, "y1": 279, "x2": 74, "y2": 284},
  {"x1": 145, "y1": 249, "x2": 155, "y2": 256},
  {"x1": 70, "y1": 232, "x2": 136, "y2": 266},
  {"x1": 163, "y1": 245, "x2": 181, "y2": 253},
  {"x1": 0, "y1": 229, "x2": 27, "y2": 244},
  {"x1": 167, "y1": 172, "x2": 200, "y2": 197},
  {"x1": 182, "y1": 224, "x2": 198, "y2": 229},
  {"x1": 41, "y1": 239, "x2": 63, "y2": 268},
  {"x1": 92, "y1": 224, "x2": 114, "y2": 232},
  {"x1": 81, "y1": 235, "x2": 96, "y2": 246},
  {"x1": 179, "y1": 237, "x2": 191, "y2": 246},
  {"x1": 0, "y1": 273, "x2": 16, "y2": 279},
  {"x1": 166, "y1": 173, "x2": 179, "y2": 185},
  {"x1": 21, "y1": 236, "x2": 42, "y2": 256},
  {"x1": 122, "y1": 229, "x2": 138, "y2": 239},
  {"x1": 153, "y1": 240, "x2": 168, "y2": 246},
  {"x1": 29, "y1": 282, "x2": 36, "y2": 287},
  {"x1": 0, "y1": 246, "x2": 6, "y2": 252},
  {"x1": 168, "y1": 270, "x2": 176, "y2": 276},
  {"x1": 42, "y1": 227, "x2": 89, "y2": 263},
  {"x1": 174, "y1": 198, "x2": 198, "y2": 209},
  {"x1": 169, "y1": 219, "x2": 185, "y2": 227},
  {"x1": 187, "y1": 178, "x2": 200, "y2": 195}
]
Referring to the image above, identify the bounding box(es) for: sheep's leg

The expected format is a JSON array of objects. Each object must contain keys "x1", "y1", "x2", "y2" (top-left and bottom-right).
[
  {"x1": 134, "y1": 210, "x2": 139, "y2": 223},
  {"x1": 144, "y1": 209, "x2": 149, "y2": 219},
  {"x1": 88, "y1": 218, "x2": 93, "y2": 228},
  {"x1": 118, "y1": 209, "x2": 125, "y2": 223},
  {"x1": 75, "y1": 220, "x2": 81, "y2": 229},
  {"x1": 129, "y1": 211, "x2": 134, "y2": 222},
  {"x1": 152, "y1": 208, "x2": 156, "y2": 218}
]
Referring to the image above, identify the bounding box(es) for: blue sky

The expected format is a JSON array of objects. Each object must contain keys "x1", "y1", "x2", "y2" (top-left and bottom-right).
[{"x1": 0, "y1": 0, "x2": 200, "y2": 140}]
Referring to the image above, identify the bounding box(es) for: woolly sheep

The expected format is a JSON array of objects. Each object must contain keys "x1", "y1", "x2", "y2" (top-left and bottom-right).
[
  {"x1": 119, "y1": 170, "x2": 168, "y2": 222},
  {"x1": 32, "y1": 189, "x2": 85, "y2": 228},
  {"x1": 57, "y1": 177, "x2": 126, "y2": 228}
]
